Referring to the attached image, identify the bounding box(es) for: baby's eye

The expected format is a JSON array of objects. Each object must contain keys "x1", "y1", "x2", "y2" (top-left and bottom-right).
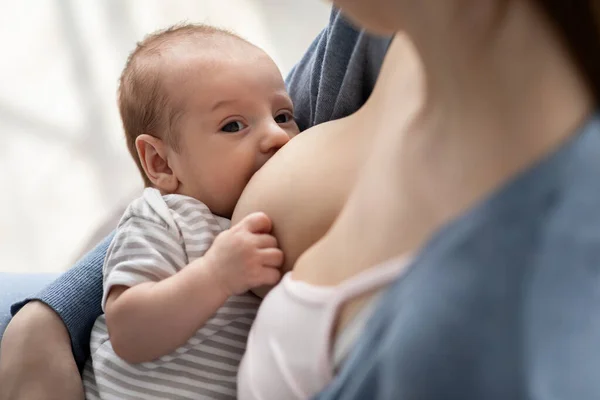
[
  {"x1": 221, "y1": 120, "x2": 247, "y2": 133},
  {"x1": 274, "y1": 112, "x2": 293, "y2": 124}
]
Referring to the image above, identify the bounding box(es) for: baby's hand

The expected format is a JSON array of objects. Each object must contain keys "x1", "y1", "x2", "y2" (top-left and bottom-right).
[{"x1": 205, "y1": 212, "x2": 284, "y2": 296}]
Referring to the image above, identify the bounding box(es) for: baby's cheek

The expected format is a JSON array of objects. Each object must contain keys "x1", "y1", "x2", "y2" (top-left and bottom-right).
[{"x1": 217, "y1": 176, "x2": 247, "y2": 215}]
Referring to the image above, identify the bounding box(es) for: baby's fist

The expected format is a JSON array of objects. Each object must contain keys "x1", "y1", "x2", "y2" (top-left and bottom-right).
[{"x1": 206, "y1": 212, "x2": 284, "y2": 296}]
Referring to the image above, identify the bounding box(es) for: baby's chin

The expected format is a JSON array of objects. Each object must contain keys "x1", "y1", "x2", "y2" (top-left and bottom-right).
[{"x1": 209, "y1": 195, "x2": 237, "y2": 220}]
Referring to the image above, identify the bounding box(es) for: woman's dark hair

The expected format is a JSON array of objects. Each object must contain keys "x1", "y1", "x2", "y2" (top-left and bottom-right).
[{"x1": 536, "y1": 0, "x2": 600, "y2": 103}]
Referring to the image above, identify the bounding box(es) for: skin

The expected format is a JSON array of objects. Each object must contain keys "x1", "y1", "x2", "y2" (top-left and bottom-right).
[
  {"x1": 137, "y1": 36, "x2": 299, "y2": 218},
  {"x1": 236, "y1": 0, "x2": 593, "y2": 348},
  {"x1": 231, "y1": 34, "x2": 423, "y2": 295},
  {"x1": 0, "y1": 302, "x2": 85, "y2": 400}
]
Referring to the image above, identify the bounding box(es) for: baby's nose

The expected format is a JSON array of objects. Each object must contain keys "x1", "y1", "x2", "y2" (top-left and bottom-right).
[{"x1": 259, "y1": 123, "x2": 290, "y2": 153}]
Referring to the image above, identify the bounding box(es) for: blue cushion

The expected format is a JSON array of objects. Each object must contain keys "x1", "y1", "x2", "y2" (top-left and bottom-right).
[{"x1": 0, "y1": 273, "x2": 58, "y2": 340}]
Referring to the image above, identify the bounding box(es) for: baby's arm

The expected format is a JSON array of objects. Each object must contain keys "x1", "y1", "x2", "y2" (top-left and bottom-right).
[
  {"x1": 105, "y1": 257, "x2": 228, "y2": 364},
  {"x1": 105, "y1": 212, "x2": 283, "y2": 364}
]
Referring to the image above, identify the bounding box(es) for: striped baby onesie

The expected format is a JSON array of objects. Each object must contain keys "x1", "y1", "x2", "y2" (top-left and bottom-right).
[{"x1": 83, "y1": 188, "x2": 261, "y2": 400}]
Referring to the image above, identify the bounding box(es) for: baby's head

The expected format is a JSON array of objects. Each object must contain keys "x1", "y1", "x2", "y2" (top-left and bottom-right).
[{"x1": 119, "y1": 24, "x2": 299, "y2": 217}]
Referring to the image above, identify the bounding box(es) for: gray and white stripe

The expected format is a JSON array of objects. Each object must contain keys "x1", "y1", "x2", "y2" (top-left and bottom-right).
[{"x1": 83, "y1": 188, "x2": 260, "y2": 399}]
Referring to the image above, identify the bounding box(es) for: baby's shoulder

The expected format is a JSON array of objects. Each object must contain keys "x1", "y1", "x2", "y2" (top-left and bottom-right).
[
  {"x1": 162, "y1": 192, "x2": 230, "y2": 231},
  {"x1": 119, "y1": 188, "x2": 230, "y2": 239},
  {"x1": 117, "y1": 188, "x2": 179, "y2": 232}
]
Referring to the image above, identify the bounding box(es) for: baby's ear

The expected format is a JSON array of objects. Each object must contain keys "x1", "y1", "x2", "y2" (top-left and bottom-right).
[{"x1": 135, "y1": 134, "x2": 178, "y2": 193}]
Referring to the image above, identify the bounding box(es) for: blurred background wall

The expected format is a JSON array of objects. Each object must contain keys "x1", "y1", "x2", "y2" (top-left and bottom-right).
[{"x1": 0, "y1": 0, "x2": 331, "y2": 273}]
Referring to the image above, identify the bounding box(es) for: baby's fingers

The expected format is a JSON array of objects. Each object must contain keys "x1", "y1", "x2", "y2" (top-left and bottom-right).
[
  {"x1": 238, "y1": 212, "x2": 272, "y2": 234},
  {"x1": 259, "y1": 248, "x2": 284, "y2": 268},
  {"x1": 255, "y1": 267, "x2": 281, "y2": 287},
  {"x1": 253, "y1": 234, "x2": 278, "y2": 249}
]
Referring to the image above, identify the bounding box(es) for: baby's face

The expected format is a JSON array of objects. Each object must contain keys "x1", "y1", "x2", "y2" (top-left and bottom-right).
[{"x1": 164, "y1": 41, "x2": 299, "y2": 217}]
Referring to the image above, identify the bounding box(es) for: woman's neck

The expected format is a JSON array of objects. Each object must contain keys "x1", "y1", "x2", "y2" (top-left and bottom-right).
[
  {"x1": 365, "y1": 0, "x2": 594, "y2": 226},
  {"x1": 416, "y1": 0, "x2": 592, "y2": 140}
]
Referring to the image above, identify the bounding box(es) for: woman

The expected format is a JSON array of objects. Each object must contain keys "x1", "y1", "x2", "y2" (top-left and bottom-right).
[{"x1": 235, "y1": 0, "x2": 600, "y2": 399}]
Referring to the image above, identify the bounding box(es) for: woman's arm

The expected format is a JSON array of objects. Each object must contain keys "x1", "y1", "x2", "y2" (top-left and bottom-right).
[
  {"x1": 9, "y1": 233, "x2": 112, "y2": 369},
  {"x1": 0, "y1": 302, "x2": 84, "y2": 400},
  {"x1": 0, "y1": 234, "x2": 112, "y2": 400}
]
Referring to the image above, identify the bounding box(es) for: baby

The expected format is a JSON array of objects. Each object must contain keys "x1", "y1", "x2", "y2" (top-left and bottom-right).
[{"x1": 82, "y1": 24, "x2": 299, "y2": 400}]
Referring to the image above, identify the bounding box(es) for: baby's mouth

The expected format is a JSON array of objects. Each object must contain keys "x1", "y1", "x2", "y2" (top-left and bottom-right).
[{"x1": 250, "y1": 147, "x2": 281, "y2": 181}]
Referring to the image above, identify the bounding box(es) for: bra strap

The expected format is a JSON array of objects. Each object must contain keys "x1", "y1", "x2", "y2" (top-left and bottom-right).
[{"x1": 329, "y1": 254, "x2": 412, "y2": 308}]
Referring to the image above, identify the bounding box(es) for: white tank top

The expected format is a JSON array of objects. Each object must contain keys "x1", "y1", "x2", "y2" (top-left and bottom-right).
[{"x1": 237, "y1": 255, "x2": 412, "y2": 400}]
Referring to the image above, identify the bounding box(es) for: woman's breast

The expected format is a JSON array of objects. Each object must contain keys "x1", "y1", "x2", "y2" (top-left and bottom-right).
[{"x1": 231, "y1": 113, "x2": 373, "y2": 277}]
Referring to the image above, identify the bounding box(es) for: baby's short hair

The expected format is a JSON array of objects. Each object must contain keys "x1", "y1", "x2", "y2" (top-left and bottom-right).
[{"x1": 118, "y1": 23, "x2": 247, "y2": 186}]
